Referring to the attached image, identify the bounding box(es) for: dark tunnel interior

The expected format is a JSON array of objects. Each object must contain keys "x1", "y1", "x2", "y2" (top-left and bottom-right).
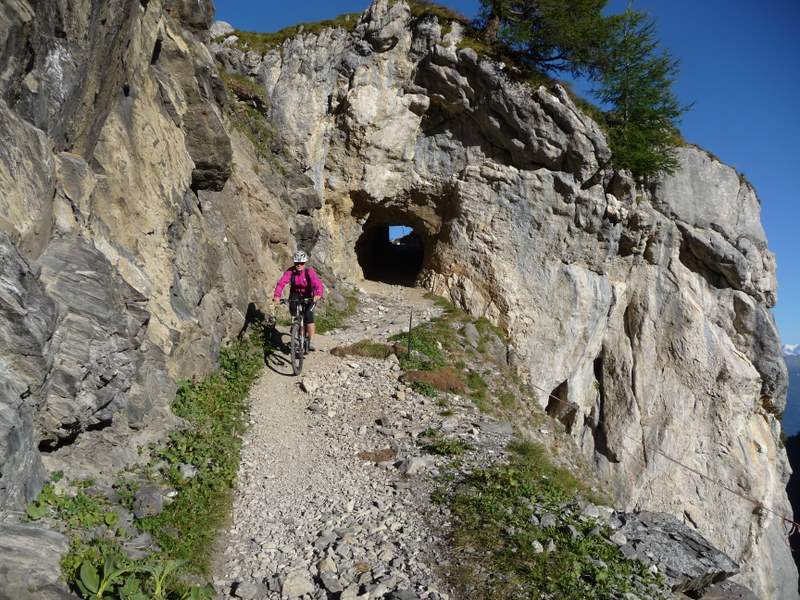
[{"x1": 355, "y1": 224, "x2": 425, "y2": 286}]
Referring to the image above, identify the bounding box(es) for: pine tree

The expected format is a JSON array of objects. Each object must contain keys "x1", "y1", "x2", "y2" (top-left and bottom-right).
[
  {"x1": 479, "y1": 0, "x2": 610, "y2": 75},
  {"x1": 592, "y1": 9, "x2": 689, "y2": 179}
]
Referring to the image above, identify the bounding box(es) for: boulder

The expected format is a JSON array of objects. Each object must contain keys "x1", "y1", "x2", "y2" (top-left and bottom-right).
[
  {"x1": 133, "y1": 485, "x2": 165, "y2": 519},
  {"x1": 617, "y1": 511, "x2": 739, "y2": 595},
  {"x1": 0, "y1": 523, "x2": 73, "y2": 599},
  {"x1": 282, "y1": 568, "x2": 315, "y2": 598},
  {"x1": 210, "y1": 21, "x2": 235, "y2": 39}
]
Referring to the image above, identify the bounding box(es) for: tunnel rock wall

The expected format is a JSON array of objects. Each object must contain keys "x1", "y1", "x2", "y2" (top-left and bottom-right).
[{"x1": 215, "y1": 1, "x2": 796, "y2": 596}]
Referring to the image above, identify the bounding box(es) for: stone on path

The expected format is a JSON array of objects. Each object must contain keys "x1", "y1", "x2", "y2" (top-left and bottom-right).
[
  {"x1": 398, "y1": 456, "x2": 433, "y2": 476},
  {"x1": 282, "y1": 568, "x2": 315, "y2": 598},
  {"x1": 233, "y1": 581, "x2": 268, "y2": 599},
  {"x1": 320, "y1": 572, "x2": 344, "y2": 593}
]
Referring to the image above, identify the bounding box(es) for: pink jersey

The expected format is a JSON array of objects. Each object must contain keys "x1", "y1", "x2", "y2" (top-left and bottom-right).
[{"x1": 273, "y1": 267, "x2": 324, "y2": 299}]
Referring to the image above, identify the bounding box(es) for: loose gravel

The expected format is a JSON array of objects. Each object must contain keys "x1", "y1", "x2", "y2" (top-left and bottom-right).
[{"x1": 214, "y1": 283, "x2": 515, "y2": 600}]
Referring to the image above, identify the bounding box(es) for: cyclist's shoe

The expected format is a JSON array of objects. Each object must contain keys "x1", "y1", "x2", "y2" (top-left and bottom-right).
[{"x1": 308, "y1": 342, "x2": 316, "y2": 352}]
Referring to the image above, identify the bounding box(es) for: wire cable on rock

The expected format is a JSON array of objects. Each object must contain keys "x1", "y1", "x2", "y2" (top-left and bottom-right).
[{"x1": 519, "y1": 376, "x2": 800, "y2": 535}]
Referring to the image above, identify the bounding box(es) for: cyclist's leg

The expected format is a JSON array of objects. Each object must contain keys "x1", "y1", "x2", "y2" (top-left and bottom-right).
[
  {"x1": 304, "y1": 301, "x2": 316, "y2": 350},
  {"x1": 288, "y1": 298, "x2": 302, "y2": 351}
]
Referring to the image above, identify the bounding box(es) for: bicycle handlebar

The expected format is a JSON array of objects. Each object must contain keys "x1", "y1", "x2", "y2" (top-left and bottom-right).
[{"x1": 278, "y1": 298, "x2": 316, "y2": 306}]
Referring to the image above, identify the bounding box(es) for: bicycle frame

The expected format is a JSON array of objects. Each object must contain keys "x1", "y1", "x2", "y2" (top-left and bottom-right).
[{"x1": 279, "y1": 298, "x2": 315, "y2": 375}]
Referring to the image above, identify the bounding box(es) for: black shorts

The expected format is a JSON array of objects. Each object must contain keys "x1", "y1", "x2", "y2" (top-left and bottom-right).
[{"x1": 289, "y1": 297, "x2": 315, "y2": 324}]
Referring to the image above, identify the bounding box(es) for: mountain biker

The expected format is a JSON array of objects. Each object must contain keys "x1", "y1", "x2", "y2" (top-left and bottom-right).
[{"x1": 273, "y1": 250, "x2": 324, "y2": 351}]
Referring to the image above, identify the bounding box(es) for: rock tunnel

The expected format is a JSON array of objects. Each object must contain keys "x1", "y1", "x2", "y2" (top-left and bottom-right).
[
  {"x1": 349, "y1": 188, "x2": 451, "y2": 288},
  {"x1": 355, "y1": 223, "x2": 425, "y2": 286}
]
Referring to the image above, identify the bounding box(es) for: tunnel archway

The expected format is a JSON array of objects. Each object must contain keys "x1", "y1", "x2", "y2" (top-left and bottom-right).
[{"x1": 355, "y1": 223, "x2": 425, "y2": 286}]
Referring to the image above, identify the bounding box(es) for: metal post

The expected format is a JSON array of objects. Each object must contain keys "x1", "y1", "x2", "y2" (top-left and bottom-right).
[{"x1": 407, "y1": 309, "x2": 413, "y2": 357}]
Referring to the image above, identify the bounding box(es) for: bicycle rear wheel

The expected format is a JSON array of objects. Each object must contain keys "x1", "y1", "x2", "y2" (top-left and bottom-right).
[{"x1": 290, "y1": 321, "x2": 304, "y2": 375}]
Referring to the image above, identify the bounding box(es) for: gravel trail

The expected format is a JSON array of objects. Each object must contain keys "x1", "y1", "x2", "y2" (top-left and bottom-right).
[{"x1": 214, "y1": 282, "x2": 513, "y2": 600}]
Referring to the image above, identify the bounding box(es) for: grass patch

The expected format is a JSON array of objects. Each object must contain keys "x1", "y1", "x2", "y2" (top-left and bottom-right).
[
  {"x1": 220, "y1": 71, "x2": 274, "y2": 161},
  {"x1": 137, "y1": 336, "x2": 264, "y2": 574},
  {"x1": 220, "y1": 71, "x2": 266, "y2": 107},
  {"x1": 423, "y1": 436, "x2": 472, "y2": 457},
  {"x1": 406, "y1": 368, "x2": 467, "y2": 395},
  {"x1": 440, "y1": 440, "x2": 658, "y2": 599},
  {"x1": 316, "y1": 292, "x2": 358, "y2": 334},
  {"x1": 402, "y1": 0, "x2": 471, "y2": 26},
  {"x1": 411, "y1": 380, "x2": 438, "y2": 397},
  {"x1": 331, "y1": 339, "x2": 394, "y2": 360},
  {"x1": 391, "y1": 296, "x2": 465, "y2": 370},
  {"x1": 391, "y1": 324, "x2": 447, "y2": 370},
  {"x1": 466, "y1": 370, "x2": 489, "y2": 410},
  {"x1": 499, "y1": 390, "x2": 516, "y2": 409},
  {"x1": 228, "y1": 14, "x2": 361, "y2": 54},
  {"x1": 465, "y1": 369, "x2": 487, "y2": 391},
  {"x1": 34, "y1": 330, "x2": 267, "y2": 599}
]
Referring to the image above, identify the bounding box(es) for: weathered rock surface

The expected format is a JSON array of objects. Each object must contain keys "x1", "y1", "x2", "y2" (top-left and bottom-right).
[
  {"x1": 216, "y1": 1, "x2": 796, "y2": 596},
  {"x1": 0, "y1": 522, "x2": 73, "y2": 599},
  {"x1": 36, "y1": 237, "x2": 149, "y2": 449},
  {"x1": 617, "y1": 511, "x2": 739, "y2": 594},
  {"x1": 0, "y1": 233, "x2": 54, "y2": 509},
  {"x1": 0, "y1": 0, "x2": 307, "y2": 506},
  {"x1": 0, "y1": 0, "x2": 794, "y2": 598}
]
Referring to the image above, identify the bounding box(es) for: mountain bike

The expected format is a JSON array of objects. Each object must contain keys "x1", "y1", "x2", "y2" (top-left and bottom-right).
[{"x1": 279, "y1": 297, "x2": 315, "y2": 375}]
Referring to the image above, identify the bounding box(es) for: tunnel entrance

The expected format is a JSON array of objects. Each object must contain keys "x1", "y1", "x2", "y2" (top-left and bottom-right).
[{"x1": 355, "y1": 224, "x2": 424, "y2": 286}]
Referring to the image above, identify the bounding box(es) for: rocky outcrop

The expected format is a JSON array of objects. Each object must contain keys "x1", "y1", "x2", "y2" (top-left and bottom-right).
[
  {"x1": 617, "y1": 511, "x2": 740, "y2": 594},
  {"x1": 0, "y1": 522, "x2": 72, "y2": 600},
  {"x1": 0, "y1": 0, "x2": 795, "y2": 597},
  {"x1": 36, "y1": 237, "x2": 149, "y2": 450},
  {"x1": 215, "y1": 1, "x2": 796, "y2": 597},
  {"x1": 0, "y1": 0, "x2": 308, "y2": 510},
  {"x1": 0, "y1": 233, "x2": 54, "y2": 508}
]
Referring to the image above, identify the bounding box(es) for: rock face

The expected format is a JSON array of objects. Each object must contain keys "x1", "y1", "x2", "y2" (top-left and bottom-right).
[
  {"x1": 617, "y1": 511, "x2": 740, "y2": 594},
  {"x1": 0, "y1": 234, "x2": 54, "y2": 507},
  {"x1": 0, "y1": 522, "x2": 73, "y2": 599},
  {"x1": 215, "y1": 1, "x2": 796, "y2": 597},
  {"x1": 0, "y1": 0, "x2": 307, "y2": 508},
  {"x1": 0, "y1": 0, "x2": 795, "y2": 598}
]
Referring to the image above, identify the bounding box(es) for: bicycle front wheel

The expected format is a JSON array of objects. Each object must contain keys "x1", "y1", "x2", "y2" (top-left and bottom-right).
[{"x1": 290, "y1": 321, "x2": 304, "y2": 375}]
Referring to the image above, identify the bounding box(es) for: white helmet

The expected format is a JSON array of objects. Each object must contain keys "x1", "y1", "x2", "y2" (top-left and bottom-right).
[{"x1": 293, "y1": 250, "x2": 309, "y2": 263}]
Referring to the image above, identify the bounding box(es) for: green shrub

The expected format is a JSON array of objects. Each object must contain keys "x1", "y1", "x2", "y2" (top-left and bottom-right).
[
  {"x1": 229, "y1": 14, "x2": 361, "y2": 54},
  {"x1": 26, "y1": 484, "x2": 115, "y2": 530},
  {"x1": 424, "y1": 437, "x2": 472, "y2": 457},
  {"x1": 316, "y1": 292, "x2": 358, "y2": 334},
  {"x1": 50, "y1": 332, "x2": 265, "y2": 599},
  {"x1": 411, "y1": 380, "x2": 438, "y2": 397},
  {"x1": 439, "y1": 440, "x2": 658, "y2": 599}
]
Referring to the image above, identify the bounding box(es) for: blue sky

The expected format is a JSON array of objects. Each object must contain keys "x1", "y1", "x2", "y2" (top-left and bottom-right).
[{"x1": 216, "y1": 0, "x2": 799, "y2": 343}]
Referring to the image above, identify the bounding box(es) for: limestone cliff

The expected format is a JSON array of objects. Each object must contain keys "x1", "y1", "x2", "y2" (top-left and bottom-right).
[
  {"x1": 0, "y1": 0, "x2": 795, "y2": 598},
  {"x1": 0, "y1": 0, "x2": 313, "y2": 502},
  {"x1": 215, "y1": 1, "x2": 796, "y2": 597}
]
